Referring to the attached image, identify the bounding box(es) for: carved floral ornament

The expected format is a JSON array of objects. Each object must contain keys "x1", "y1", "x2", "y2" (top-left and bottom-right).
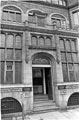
[{"x1": 32, "y1": 57, "x2": 50, "y2": 65}]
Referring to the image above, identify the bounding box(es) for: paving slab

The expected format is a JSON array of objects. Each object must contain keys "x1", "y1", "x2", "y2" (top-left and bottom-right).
[{"x1": 27, "y1": 108, "x2": 79, "y2": 120}]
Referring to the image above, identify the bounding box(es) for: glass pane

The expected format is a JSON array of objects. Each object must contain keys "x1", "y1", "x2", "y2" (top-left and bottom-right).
[
  {"x1": 6, "y1": 71, "x2": 13, "y2": 84},
  {"x1": 61, "y1": 52, "x2": 66, "y2": 61},
  {"x1": 60, "y1": 39, "x2": 65, "y2": 51},
  {"x1": 31, "y1": 36, "x2": 37, "y2": 45},
  {"x1": 65, "y1": 40, "x2": 70, "y2": 51},
  {"x1": 7, "y1": 49, "x2": 13, "y2": 60},
  {"x1": 2, "y1": 11, "x2": 8, "y2": 21},
  {"x1": 62, "y1": 64, "x2": 69, "y2": 82},
  {"x1": 67, "y1": 53, "x2": 72, "y2": 62},
  {"x1": 71, "y1": 40, "x2": 76, "y2": 51},
  {"x1": 59, "y1": 0, "x2": 63, "y2": 5},
  {"x1": 0, "y1": 49, "x2": 5, "y2": 60},
  {"x1": 16, "y1": 13, "x2": 21, "y2": 23},
  {"x1": 0, "y1": 62, "x2": 5, "y2": 84},
  {"x1": 6, "y1": 62, "x2": 13, "y2": 70},
  {"x1": 37, "y1": 16, "x2": 45, "y2": 27},
  {"x1": 56, "y1": 19, "x2": 61, "y2": 28},
  {"x1": 69, "y1": 71, "x2": 75, "y2": 82},
  {"x1": 63, "y1": 0, "x2": 66, "y2": 6},
  {"x1": 0, "y1": 34, "x2": 5, "y2": 47},
  {"x1": 46, "y1": 0, "x2": 51, "y2": 2},
  {"x1": 72, "y1": 53, "x2": 78, "y2": 62},
  {"x1": 52, "y1": 0, "x2": 58, "y2": 4},
  {"x1": 74, "y1": 64, "x2": 79, "y2": 81},
  {"x1": 6, "y1": 35, "x2": 13, "y2": 48},
  {"x1": 68, "y1": 63, "x2": 73, "y2": 70},
  {"x1": 38, "y1": 37, "x2": 44, "y2": 46},
  {"x1": 28, "y1": 14, "x2": 36, "y2": 23},
  {"x1": 45, "y1": 38, "x2": 51, "y2": 46},
  {"x1": 15, "y1": 62, "x2": 22, "y2": 83},
  {"x1": 15, "y1": 36, "x2": 21, "y2": 48},
  {"x1": 15, "y1": 50, "x2": 22, "y2": 60},
  {"x1": 8, "y1": 12, "x2": 14, "y2": 22},
  {"x1": 61, "y1": 20, "x2": 66, "y2": 28},
  {"x1": 73, "y1": 12, "x2": 79, "y2": 25}
]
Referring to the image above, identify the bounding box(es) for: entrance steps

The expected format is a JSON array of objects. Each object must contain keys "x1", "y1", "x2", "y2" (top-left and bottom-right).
[{"x1": 33, "y1": 95, "x2": 59, "y2": 114}]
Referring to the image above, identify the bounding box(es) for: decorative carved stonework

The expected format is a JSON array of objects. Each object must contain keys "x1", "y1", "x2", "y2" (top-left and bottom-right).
[
  {"x1": 55, "y1": 34, "x2": 61, "y2": 64},
  {"x1": 25, "y1": 31, "x2": 30, "y2": 63},
  {"x1": 32, "y1": 57, "x2": 50, "y2": 65}
]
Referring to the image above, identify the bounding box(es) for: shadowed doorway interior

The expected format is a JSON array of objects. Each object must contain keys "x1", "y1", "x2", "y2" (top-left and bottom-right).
[{"x1": 32, "y1": 67, "x2": 53, "y2": 100}]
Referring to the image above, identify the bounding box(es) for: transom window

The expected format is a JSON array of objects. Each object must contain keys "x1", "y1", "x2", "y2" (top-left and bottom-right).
[
  {"x1": 60, "y1": 37, "x2": 79, "y2": 82},
  {"x1": 0, "y1": 33, "x2": 22, "y2": 84},
  {"x1": 2, "y1": 6, "x2": 21, "y2": 23},
  {"x1": 51, "y1": 14, "x2": 66, "y2": 29}
]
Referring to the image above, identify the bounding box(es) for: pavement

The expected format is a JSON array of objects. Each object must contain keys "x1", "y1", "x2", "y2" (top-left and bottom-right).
[
  {"x1": 2, "y1": 108, "x2": 79, "y2": 120},
  {"x1": 25, "y1": 108, "x2": 79, "y2": 120}
]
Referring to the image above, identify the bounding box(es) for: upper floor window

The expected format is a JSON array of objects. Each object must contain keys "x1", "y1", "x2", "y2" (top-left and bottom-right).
[
  {"x1": 51, "y1": 14, "x2": 66, "y2": 29},
  {"x1": 73, "y1": 10, "x2": 79, "y2": 25},
  {"x1": 2, "y1": 6, "x2": 21, "y2": 23},
  {"x1": 40, "y1": 0, "x2": 66, "y2": 6},
  {"x1": 28, "y1": 10, "x2": 47, "y2": 27}
]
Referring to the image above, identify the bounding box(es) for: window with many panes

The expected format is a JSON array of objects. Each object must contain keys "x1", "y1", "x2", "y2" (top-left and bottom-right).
[
  {"x1": 2, "y1": 6, "x2": 21, "y2": 23},
  {"x1": 60, "y1": 37, "x2": 79, "y2": 82},
  {"x1": 28, "y1": 10, "x2": 46, "y2": 27},
  {"x1": 0, "y1": 33, "x2": 22, "y2": 84},
  {"x1": 31, "y1": 35, "x2": 52, "y2": 47}
]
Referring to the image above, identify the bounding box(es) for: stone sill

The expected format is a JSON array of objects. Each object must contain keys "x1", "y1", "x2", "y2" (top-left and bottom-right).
[
  {"x1": 0, "y1": 84, "x2": 32, "y2": 89},
  {"x1": 29, "y1": 45, "x2": 56, "y2": 51},
  {"x1": 57, "y1": 82, "x2": 79, "y2": 86}
]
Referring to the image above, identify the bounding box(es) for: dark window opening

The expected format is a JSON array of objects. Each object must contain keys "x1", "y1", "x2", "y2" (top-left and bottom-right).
[
  {"x1": 1, "y1": 97, "x2": 22, "y2": 114},
  {"x1": 67, "y1": 93, "x2": 79, "y2": 106}
]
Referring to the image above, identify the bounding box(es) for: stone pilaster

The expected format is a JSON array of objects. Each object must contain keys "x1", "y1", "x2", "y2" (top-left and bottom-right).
[{"x1": 54, "y1": 34, "x2": 63, "y2": 83}]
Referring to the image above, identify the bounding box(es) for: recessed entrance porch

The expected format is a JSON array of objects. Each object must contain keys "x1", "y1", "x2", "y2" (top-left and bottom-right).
[{"x1": 32, "y1": 66, "x2": 53, "y2": 100}]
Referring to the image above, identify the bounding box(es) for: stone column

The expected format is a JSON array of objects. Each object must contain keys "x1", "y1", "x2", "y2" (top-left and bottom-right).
[{"x1": 22, "y1": 31, "x2": 33, "y2": 114}]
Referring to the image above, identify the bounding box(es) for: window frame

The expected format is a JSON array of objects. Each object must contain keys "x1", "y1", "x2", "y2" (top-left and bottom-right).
[
  {"x1": 0, "y1": 33, "x2": 22, "y2": 84},
  {"x1": 60, "y1": 37, "x2": 79, "y2": 82},
  {"x1": 2, "y1": 6, "x2": 22, "y2": 23}
]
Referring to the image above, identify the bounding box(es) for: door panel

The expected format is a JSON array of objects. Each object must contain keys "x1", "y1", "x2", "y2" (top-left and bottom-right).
[
  {"x1": 45, "y1": 68, "x2": 53, "y2": 100},
  {"x1": 33, "y1": 68, "x2": 43, "y2": 94}
]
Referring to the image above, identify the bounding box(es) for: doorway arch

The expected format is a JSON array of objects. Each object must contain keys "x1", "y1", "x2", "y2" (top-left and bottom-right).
[{"x1": 32, "y1": 52, "x2": 55, "y2": 100}]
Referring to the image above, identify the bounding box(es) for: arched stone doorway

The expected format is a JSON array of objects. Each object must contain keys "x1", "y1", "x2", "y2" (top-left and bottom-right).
[
  {"x1": 1, "y1": 97, "x2": 22, "y2": 114},
  {"x1": 32, "y1": 52, "x2": 55, "y2": 100}
]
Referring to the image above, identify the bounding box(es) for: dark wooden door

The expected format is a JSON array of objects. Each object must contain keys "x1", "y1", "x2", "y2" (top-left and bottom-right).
[
  {"x1": 45, "y1": 68, "x2": 53, "y2": 100},
  {"x1": 33, "y1": 68, "x2": 43, "y2": 94}
]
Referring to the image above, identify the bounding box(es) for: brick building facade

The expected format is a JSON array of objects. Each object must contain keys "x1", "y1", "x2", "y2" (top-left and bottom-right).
[{"x1": 1, "y1": 0, "x2": 79, "y2": 118}]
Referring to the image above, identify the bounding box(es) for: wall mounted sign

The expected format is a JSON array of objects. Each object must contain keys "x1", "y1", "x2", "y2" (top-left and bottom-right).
[{"x1": 22, "y1": 87, "x2": 32, "y2": 92}]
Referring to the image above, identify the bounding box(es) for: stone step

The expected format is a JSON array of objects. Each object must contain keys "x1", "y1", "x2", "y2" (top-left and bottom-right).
[
  {"x1": 34, "y1": 95, "x2": 48, "y2": 100},
  {"x1": 34, "y1": 100, "x2": 55, "y2": 107},
  {"x1": 33, "y1": 104, "x2": 59, "y2": 113}
]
